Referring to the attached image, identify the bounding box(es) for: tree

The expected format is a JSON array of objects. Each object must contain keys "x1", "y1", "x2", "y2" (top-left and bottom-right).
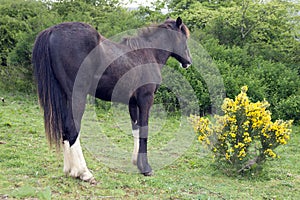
[
  {"x1": 167, "y1": 0, "x2": 300, "y2": 123},
  {"x1": 0, "y1": 0, "x2": 58, "y2": 92},
  {"x1": 1, "y1": 0, "x2": 145, "y2": 92}
]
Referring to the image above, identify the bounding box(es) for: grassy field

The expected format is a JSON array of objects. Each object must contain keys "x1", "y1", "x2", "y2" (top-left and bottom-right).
[{"x1": 0, "y1": 91, "x2": 300, "y2": 199}]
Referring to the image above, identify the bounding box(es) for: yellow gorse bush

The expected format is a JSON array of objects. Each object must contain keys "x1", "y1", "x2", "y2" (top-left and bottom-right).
[{"x1": 190, "y1": 86, "x2": 293, "y2": 173}]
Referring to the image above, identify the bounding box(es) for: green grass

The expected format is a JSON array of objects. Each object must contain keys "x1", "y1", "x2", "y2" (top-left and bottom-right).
[{"x1": 0, "y1": 91, "x2": 300, "y2": 199}]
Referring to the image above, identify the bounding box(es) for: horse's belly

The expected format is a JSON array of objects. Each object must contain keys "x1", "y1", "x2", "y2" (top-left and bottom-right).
[
  {"x1": 92, "y1": 65, "x2": 137, "y2": 103},
  {"x1": 94, "y1": 81, "x2": 132, "y2": 104},
  {"x1": 94, "y1": 87, "x2": 113, "y2": 101}
]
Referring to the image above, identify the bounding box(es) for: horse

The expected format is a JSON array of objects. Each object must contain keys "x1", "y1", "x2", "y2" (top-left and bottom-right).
[{"x1": 32, "y1": 17, "x2": 192, "y2": 183}]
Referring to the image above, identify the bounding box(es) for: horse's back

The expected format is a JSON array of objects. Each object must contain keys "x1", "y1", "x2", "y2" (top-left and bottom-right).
[
  {"x1": 47, "y1": 22, "x2": 101, "y2": 96},
  {"x1": 49, "y1": 22, "x2": 100, "y2": 70},
  {"x1": 49, "y1": 22, "x2": 100, "y2": 50}
]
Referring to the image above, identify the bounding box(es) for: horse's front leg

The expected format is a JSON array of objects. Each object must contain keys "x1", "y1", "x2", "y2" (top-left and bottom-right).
[
  {"x1": 136, "y1": 92, "x2": 154, "y2": 176},
  {"x1": 129, "y1": 98, "x2": 139, "y2": 166}
]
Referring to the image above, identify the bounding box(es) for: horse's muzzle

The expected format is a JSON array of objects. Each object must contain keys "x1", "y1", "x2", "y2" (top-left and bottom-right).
[
  {"x1": 182, "y1": 63, "x2": 191, "y2": 68},
  {"x1": 181, "y1": 58, "x2": 192, "y2": 68}
]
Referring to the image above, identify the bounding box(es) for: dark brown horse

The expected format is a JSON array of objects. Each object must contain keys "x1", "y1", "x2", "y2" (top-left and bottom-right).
[{"x1": 32, "y1": 17, "x2": 191, "y2": 183}]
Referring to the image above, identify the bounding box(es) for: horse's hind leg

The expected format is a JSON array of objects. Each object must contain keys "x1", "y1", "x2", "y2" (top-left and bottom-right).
[
  {"x1": 62, "y1": 98, "x2": 95, "y2": 183},
  {"x1": 63, "y1": 136, "x2": 94, "y2": 183}
]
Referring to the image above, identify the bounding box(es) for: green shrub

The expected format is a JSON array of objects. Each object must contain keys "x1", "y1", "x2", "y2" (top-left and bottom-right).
[
  {"x1": 276, "y1": 95, "x2": 300, "y2": 125},
  {"x1": 190, "y1": 86, "x2": 293, "y2": 175}
]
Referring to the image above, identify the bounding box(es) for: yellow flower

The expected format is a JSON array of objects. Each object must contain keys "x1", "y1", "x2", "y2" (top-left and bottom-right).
[
  {"x1": 238, "y1": 148, "x2": 246, "y2": 158},
  {"x1": 264, "y1": 149, "x2": 277, "y2": 158},
  {"x1": 263, "y1": 132, "x2": 270, "y2": 139},
  {"x1": 243, "y1": 131, "x2": 249, "y2": 137},
  {"x1": 198, "y1": 135, "x2": 205, "y2": 142},
  {"x1": 227, "y1": 148, "x2": 234, "y2": 153},
  {"x1": 222, "y1": 98, "x2": 237, "y2": 113},
  {"x1": 230, "y1": 132, "x2": 236, "y2": 138},
  {"x1": 225, "y1": 153, "x2": 230, "y2": 160},
  {"x1": 205, "y1": 138, "x2": 211, "y2": 145},
  {"x1": 278, "y1": 138, "x2": 287, "y2": 145},
  {"x1": 230, "y1": 125, "x2": 238, "y2": 132},
  {"x1": 243, "y1": 136, "x2": 252, "y2": 143},
  {"x1": 241, "y1": 85, "x2": 248, "y2": 93},
  {"x1": 242, "y1": 121, "x2": 250, "y2": 130},
  {"x1": 234, "y1": 142, "x2": 245, "y2": 149}
]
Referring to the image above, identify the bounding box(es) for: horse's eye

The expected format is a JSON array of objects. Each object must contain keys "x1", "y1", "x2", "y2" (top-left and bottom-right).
[{"x1": 167, "y1": 24, "x2": 173, "y2": 29}]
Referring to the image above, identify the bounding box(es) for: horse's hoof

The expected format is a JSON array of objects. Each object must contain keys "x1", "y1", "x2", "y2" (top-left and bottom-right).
[
  {"x1": 79, "y1": 170, "x2": 96, "y2": 184},
  {"x1": 86, "y1": 177, "x2": 97, "y2": 185},
  {"x1": 143, "y1": 171, "x2": 154, "y2": 176}
]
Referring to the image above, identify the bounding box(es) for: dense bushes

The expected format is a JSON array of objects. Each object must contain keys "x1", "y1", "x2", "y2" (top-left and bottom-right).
[{"x1": 0, "y1": 0, "x2": 299, "y2": 124}]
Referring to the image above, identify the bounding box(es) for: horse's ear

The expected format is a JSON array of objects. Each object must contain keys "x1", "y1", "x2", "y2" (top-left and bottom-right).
[{"x1": 176, "y1": 17, "x2": 183, "y2": 28}]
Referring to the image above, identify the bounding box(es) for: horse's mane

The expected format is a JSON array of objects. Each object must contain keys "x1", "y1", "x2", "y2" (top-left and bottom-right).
[
  {"x1": 121, "y1": 19, "x2": 190, "y2": 50},
  {"x1": 157, "y1": 18, "x2": 190, "y2": 38}
]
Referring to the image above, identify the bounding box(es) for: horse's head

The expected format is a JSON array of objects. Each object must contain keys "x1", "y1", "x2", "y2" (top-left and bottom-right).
[{"x1": 162, "y1": 17, "x2": 192, "y2": 68}]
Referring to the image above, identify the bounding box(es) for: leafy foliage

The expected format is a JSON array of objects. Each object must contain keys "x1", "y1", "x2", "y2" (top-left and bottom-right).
[
  {"x1": 0, "y1": 0, "x2": 299, "y2": 124},
  {"x1": 0, "y1": 0, "x2": 144, "y2": 92},
  {"x1": 170, "y1": 0, "x2": 300, "y2": 123}
]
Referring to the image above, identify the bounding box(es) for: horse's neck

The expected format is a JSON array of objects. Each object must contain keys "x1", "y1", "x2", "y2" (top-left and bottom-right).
[
  {"x1": 115, "y1": 29, "x2": 173, "y2": 67},
  {"x1": 135, "y1": 32, "x2": 172, "y2": 65}
]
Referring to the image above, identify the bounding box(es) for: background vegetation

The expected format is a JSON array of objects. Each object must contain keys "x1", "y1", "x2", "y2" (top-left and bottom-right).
[{"x1": 0, "y1": 0, "x2": 299, "y2": 123}]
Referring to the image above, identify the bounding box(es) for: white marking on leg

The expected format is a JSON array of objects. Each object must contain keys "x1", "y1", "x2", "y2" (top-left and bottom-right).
[
  {"x1": 132, "y1": 129, "x2": 139, "y2": 165},
  {"x1": 63, "y1": 135, "x2": 94, "y2": 182},
  {"x1": 63, "y1": 140, "x2": 72, "y2": 175}
]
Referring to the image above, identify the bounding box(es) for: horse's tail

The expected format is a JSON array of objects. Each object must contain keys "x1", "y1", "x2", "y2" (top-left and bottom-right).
[{"x1": 32, "y1": 29, "x2": 65, "y2": 150}]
